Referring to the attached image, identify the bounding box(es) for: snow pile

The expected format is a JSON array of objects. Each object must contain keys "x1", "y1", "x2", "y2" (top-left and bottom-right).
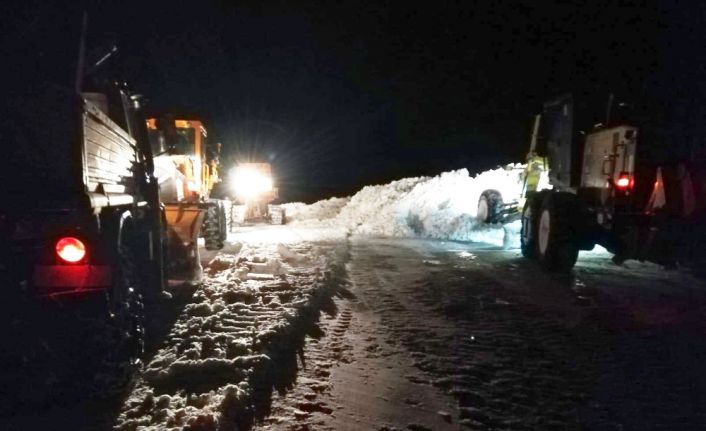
[
  {"x1": 286, "y1": 165, "x2": 525, "y2": 247},
  {"x1": 281, "y1": 196, "x2": 350, "y2": 223}
]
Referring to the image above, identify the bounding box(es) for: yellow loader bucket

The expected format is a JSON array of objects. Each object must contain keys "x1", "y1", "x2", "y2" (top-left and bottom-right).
[{"x1": 164, "y1": 204, "x2": 204, "y2": 246}]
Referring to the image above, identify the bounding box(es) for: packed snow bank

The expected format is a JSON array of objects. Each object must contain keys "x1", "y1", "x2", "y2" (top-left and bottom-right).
[
  {"x1": 285, "y1": 166, "x2": 525, "y2": 247},
  {"x1": 281, "y1": 197, "x2": 350, "y2": 223},
  {"x1": 227, "y1": 225, "x2": 349, "y2": 245}
]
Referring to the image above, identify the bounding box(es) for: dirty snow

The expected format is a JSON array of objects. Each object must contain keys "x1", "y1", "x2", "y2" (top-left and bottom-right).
[
  {"x1": 115, "y1": 240, "x2": 347, "y2": 430},
  {"x1": 283, "y1": 166, "x2": 524, "y2": 247}
]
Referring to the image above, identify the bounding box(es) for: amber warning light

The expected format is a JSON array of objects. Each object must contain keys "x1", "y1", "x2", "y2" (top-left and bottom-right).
[{"x1": 56, "y1": 237, "x2": 86, "y2": 263}]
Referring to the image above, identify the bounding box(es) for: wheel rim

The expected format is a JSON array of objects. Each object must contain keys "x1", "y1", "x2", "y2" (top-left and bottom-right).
[
  {"x1": 477, "y1": 197, "x2": 488, "y2": 221},
  {"x1": 538, "y1": 209, "x2": 551, "y2": 255}
]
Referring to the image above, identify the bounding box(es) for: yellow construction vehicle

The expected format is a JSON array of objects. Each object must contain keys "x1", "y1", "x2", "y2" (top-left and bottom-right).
[{"x1": 146, "y1": 117, "x2": 229, "y2": 279}]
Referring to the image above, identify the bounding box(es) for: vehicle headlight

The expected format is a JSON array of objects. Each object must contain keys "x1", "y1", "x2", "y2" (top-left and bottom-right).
[{"x1": 229, "y1": 166, "x2": 273, "y2": 199}]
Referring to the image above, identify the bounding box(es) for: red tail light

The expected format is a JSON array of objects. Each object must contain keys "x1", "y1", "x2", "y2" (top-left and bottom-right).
[
  {"x1": 615, "y1": 172, "x2": 632, "y2": 190},
  {"x1": 55, "y1": 237, "x2": 86, "y2": 263}
]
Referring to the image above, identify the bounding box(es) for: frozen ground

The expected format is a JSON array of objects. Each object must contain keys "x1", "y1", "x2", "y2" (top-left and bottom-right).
[
  {"x1": 252, "y1": 232, "x2": 706, "y2": 431},
  {"x1": 3, "y1": 167, "x2": 706, "y2": 430},
  {"x1": 3, "y1": 224, "x2": 704, "y2": 430}
]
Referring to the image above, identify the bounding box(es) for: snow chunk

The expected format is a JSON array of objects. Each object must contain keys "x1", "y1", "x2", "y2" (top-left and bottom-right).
[
  {"x1": 277, "y1": 243, "x2": 310, "y2": 264},
  {"x1": 207, "y1": 254, "x2": 238, "y2": 274}
]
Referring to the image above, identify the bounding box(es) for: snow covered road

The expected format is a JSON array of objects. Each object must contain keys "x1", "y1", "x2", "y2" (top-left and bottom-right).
[
  {"x1": 251, "y1": 232, "x2": 706, "y2": 431},
  {"x1": 6, "y1": 222, "x2": 706, "y2": 430},
  {"x1": 119, "y1": 165, "x2": 705, "y2": 430}
]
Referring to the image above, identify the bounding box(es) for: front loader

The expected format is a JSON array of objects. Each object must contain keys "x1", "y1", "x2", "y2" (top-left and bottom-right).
[
  {"x1": 147, "y1": 118, "x2": 229, "y2": 280},
  {"x1": 228, "y1": 162, "x2": 286, "y2": 226},
  {"x1": 519, "y1": 94, "x2": 706, "y2": 273}
]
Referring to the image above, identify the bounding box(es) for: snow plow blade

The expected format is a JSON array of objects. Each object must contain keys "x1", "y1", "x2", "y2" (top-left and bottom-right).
[
  {"x1": 164, "y1": 204, "x2": 205, "y2": 281},
  {"x1": 165, "y1": 204, "x2": 204, "y2": 245}
]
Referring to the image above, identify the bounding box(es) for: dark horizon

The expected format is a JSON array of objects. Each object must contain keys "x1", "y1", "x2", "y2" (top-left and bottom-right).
[{"x1": 4, "y1": 1, "x2": 705, "y2": 202}]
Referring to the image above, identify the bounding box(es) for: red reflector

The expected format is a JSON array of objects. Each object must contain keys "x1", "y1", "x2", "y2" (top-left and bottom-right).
[{"x1": 56, "y1": 237, "x2": 86, "y2": 263}]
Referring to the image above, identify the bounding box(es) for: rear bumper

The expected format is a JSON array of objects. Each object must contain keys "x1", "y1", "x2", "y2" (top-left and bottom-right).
[{"x1": 33, "y1": 265, "x2": 111, "y2": 295}]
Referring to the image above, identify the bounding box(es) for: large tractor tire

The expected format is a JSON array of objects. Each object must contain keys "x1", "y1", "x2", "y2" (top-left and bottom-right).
[
  {"x1": 536, "y1": 192, "x2": 579, "y2": 272},
  {"x1": 520, "y1": 193, "x2": 542, "y2": 259},
  {"x1": 203, "y1": 205, "x2": 225, "y2": 251},
  {"x1": 477, "y1": 190, "x2": 503, "y2": 223},
  {"x1": 217, "y1": 201, "x2": 228, "y2": 241},
  {"x1": 222, "y1": 200, "x2": 233, "y2": 233}
]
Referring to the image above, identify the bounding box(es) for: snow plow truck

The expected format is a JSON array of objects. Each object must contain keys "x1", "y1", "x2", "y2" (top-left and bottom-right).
[
  {"x1": 146, "y1": 117, "x2": 229, "y2": 278},
  {"x1": 486, "y1": 94, "x2": 706, "y2": 272}
]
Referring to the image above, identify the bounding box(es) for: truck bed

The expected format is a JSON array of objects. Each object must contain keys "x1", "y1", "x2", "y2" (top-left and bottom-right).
[
  {"x1": 81, "y1": 99, "x2": 139, "y2": 208},
  {"x1": 2, "y1": 86, "x2": 141, "y2": 210}
]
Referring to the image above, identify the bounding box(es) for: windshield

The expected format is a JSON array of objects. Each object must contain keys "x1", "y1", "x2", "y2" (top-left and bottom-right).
[
  {"x1": 174, "y1": 127, "x2": 196, "y2": 155},
  {"x1": 148, "y1": 125, "x2": 197, "y2": 156}
]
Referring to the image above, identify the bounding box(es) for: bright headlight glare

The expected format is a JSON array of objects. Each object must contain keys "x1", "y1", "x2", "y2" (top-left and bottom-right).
[{"x1": 230, "y1": 166, "x2": 273, "y2": 198}]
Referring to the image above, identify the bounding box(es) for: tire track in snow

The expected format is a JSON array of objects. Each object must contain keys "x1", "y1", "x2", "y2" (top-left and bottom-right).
[
  {"x1": 347, "y1": 239, "x2": 610, "y2": 430},
  {"x1": 256, "y1": 301, "x2": 354, "y2": 431},
  {"x1": 256, "y1": 253, "x2": 458, "y2": 431},
  {"x1": 114, "y1": 240, "x2": 349, "y2": 431}
]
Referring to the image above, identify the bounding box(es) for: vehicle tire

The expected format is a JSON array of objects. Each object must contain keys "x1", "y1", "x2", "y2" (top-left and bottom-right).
[
  {"x1": 222, "y1": 200, "x2": 233, "y2": 233},
  {"x1": 520, "y1": 195, "x2": 540, "y2": 259},
  {"x1": 477, "y1": 190, "x2": 503, "y2": 223},
  {"x1": 536, "y1": 192, "x2": 579, "y2": 272},
  {"x1": 217, "y1": 201, "x2": 228, "y2": 241},
  {"x1": 92, "y1": 236, "x2": 145, "y2": 394},
  {"x1": 203, "y1": 205, "x2": 224, "y2": 251}
]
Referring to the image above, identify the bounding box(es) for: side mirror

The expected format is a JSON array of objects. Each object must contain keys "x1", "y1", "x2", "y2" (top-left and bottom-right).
[
  {"x1": 207, "y1": 142, "x2": 222, "y2": 164},
  {"x1": 130, "y1": 94, "x2": 146, "y2": 110}
]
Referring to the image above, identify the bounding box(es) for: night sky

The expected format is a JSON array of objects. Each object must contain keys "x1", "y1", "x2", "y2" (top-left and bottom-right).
[{"x1": 3, "y1": 1, "x2": 705, "y2": 202}]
